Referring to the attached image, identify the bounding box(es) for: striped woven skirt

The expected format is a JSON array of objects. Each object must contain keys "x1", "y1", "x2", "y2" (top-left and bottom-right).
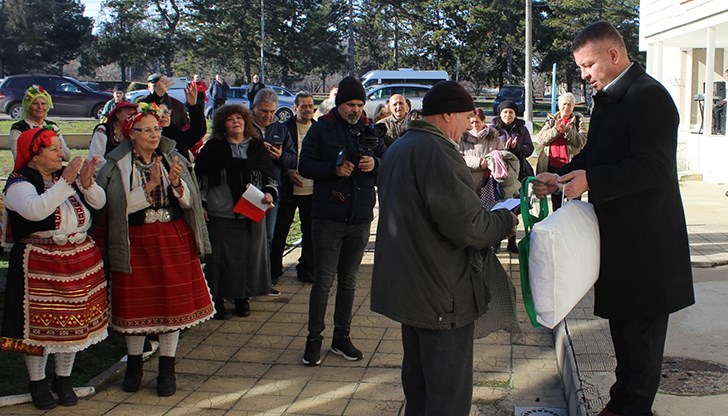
[
  {"x1": 110, "y1": 218, "x2": 214, "y2": 334},
  {"x1": 0, "y1": 238, "x2": 109, "y2": 355}
]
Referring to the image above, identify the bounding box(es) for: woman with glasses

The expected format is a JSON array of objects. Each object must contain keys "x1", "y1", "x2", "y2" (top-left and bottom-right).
[
  {"x1": 97, "y1": 103, "x2": 213, "y2": 397},
  {"x1": 9, "y1": 85, "x2": 71, "y2": 161},
  {"x1": 2, "y1": 128, "x2": 108, "y2": 409}
]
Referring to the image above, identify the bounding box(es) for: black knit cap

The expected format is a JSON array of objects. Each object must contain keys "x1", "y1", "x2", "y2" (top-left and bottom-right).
[
  {"x1": 335, "y1": 76, "x2": 366, "y2": 106},
  {"x1": 497, "y1": 100, "x2": 519, "y2": 114},
  {"x1": 421, "y1": 81, "x2": 475, "y2": 116}
]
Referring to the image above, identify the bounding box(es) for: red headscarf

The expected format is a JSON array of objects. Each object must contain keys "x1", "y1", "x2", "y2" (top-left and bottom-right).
[
  {"x1": 108, "y1": 101, "x2": 136, "y2": 123},
  {"x1": 121, "y1": 102, "x2": 163, "y2": 139},
  {"x1": 14, "y1": 128, "x2": 57, "y2": 171}
]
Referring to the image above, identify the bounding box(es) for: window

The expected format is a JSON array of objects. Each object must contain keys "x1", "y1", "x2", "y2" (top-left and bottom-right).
[{"x1": 60, "y1": 82, "x2": 81, "y2": 93}]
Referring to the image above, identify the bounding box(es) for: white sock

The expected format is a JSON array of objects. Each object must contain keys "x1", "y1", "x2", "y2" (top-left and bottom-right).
[
  {"x1": 126, "y1": 335, "x2": 145, "y2": 356},
  {"x1": 158, "y1": 331, "x2": 180, "y2": 357},
  {"x1": 25, "y1": 354, "x2": 49, "y2": 382},
  {"x1": 54, "y1": 352, "x2": 76, "y2": 377}
]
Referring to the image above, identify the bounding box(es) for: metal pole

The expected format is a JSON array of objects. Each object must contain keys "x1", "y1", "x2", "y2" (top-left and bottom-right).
[
  {"x1": 260, "y1": 0, "x2": 265, "y2": 83},
  {"x1": 551, "y1": 63, "x2": 557, "y2": 114},
  {"x1": 524, "y1": 0, "x2": 533, "y2": 122}
]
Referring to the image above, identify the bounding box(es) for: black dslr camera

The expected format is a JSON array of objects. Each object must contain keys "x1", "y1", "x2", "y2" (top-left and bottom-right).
[
  {"x1": 331, "y1": 123, "x2": 385, "y2": 203},
  {"x1": 345, "y1": 123, "x2": 386, "y2": 165}
]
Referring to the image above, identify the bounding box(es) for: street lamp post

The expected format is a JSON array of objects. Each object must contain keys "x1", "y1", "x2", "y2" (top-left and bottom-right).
[{"x1": 260, "y1": 0, "x2": 265, "y2": 83}]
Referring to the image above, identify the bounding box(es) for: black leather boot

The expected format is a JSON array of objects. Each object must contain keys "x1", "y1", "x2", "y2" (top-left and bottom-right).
[
  {"x1": 28, "y1": 379, "x2": 57, "y2": 410},
  {"x1": 122, "y1": 354, "x2": 143, "y2": 392},
  {"x1": 52, "y1": 375, "x2": 78, "y2": 406},
  {"x1": 157, "y1": 356, "x2": 177, "y2": 397},
  {"x1": 212, "y1": 297, "x2": 228, "y2": 320}
]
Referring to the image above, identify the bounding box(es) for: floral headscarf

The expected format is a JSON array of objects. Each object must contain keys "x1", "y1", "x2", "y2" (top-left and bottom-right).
[
  {"x1": 21, "y1": 85, "x2": 54, "y2": 120},
  {"x1": 14, "y1": 127, "x2": 59, "y2": 171},
  {"x1": 121, "y1": 102, "x2": 163, "y2": 139}
]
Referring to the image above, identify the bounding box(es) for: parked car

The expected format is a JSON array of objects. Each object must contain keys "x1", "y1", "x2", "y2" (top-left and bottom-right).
[
  {"x1": 0, "y1": 74, "x2": 112, "y2": 119},
  {"x1": 125, "y1": 87, "x2": 188, "y2": 105},
  {"x1": 205, "y1": 85, "x2": 296, "y2": 122},
  {"x1": 492, "y1": 85, "x2": 526, "y2": 116},
  {"x1": 363, "y1": 83, "x2": 431, "y2": 118},
  {"x1": 82, "y1": 81, "x2": 108, "y2": 92}
]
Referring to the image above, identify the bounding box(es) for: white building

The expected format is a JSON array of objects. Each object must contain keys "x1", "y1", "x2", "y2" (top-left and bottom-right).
[{"x1": 640, "y1": 1, "x2": 728, "y2": 183}]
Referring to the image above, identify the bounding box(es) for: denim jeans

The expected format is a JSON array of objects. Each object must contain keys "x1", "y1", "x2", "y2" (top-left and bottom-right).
[
  {"x1": 307, "y1": 219, "x2": 370, "y2": 339},
  {"x1": 401, "y1": 322, "x2": 474, "y2": 416}
]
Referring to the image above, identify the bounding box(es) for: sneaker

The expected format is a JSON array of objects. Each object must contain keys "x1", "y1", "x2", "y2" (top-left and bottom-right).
[
  {"x1": 267, "y1": 288, "x2": 281, "y2": 297},
  {"x1": 302, "y1": 337, "x2": 323, "y2": 366},
  {"x1": 331, "y1": 336, "x2": 363, "y2": 361}
]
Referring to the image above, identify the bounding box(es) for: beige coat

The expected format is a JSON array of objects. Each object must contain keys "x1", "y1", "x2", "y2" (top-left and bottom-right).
[{"x1": 536, "y1": 112, "x2": 587, "y2": 174}]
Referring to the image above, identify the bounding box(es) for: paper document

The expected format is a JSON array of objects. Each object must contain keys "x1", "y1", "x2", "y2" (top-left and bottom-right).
[
  {"x1": 490, "y1": 198, "x2": 520, "y2": 212},
  {"x1": 233, "y1": 185, "x2": 274, "y2": 223}
]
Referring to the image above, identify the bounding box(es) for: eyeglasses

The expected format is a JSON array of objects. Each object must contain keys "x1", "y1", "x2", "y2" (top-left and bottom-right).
[
  {"x1": 161, "y1": 109, "x2": 172, "y2": 115},
  {"x1": 132, "y1": 126, "x2": 162, "y2": 134}
]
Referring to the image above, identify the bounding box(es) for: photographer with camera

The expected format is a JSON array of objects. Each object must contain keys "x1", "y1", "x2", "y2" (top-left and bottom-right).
[{"x1": 298, "y1": 76, "x2": 385, "y2": 366}]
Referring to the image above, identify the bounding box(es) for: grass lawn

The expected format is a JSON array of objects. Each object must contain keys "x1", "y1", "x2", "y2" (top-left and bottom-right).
[{"x1": 0, "y1": 120, "x2": 100, "y2": 135}]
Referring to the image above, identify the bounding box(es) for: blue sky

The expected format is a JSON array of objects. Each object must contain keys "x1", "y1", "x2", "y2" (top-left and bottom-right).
[{"x1": 81, "y1": 0, "x2": 103, "y2": 18}]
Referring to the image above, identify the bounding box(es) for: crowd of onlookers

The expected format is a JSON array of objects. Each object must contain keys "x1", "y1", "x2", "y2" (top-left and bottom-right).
[
  {"x1": 0, "y1": 21, "x2": 695, "y2": 416},
  {"x1": 1, "y1": 70, "x2": 588, "y2": 409}
]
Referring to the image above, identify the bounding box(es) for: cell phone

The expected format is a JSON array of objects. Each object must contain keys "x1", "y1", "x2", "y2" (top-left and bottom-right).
[
  {"x1": 336, "y1": 150, "x2": 346, "y2": 167},
  {"x1": 272, "y1": 141, "x2": 283, "y2": 149},
  {"x1": 168, "y1": 77, "x2": 188, "y2": 90}
]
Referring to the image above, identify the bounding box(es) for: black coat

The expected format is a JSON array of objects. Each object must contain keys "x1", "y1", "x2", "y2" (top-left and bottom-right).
[
  {"x1": 298, "y1": 109, "x2": 384, "y2": 224},
  {"x1": 559, "y1": 64, "x2": 694, "y2": 319}
]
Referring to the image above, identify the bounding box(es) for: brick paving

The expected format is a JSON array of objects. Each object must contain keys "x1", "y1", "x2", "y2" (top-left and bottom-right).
[{"x1": 2, "y1": 212, "x2": 566, "y2": 415}]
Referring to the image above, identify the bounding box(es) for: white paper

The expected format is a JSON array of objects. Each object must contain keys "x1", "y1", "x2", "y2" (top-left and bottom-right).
[
  {"x1": 243, "y1": 184, "x2": 274, "y2": 210},
  {"x1": 490, "y1": 198, "x2": 520, "y2": 212}
]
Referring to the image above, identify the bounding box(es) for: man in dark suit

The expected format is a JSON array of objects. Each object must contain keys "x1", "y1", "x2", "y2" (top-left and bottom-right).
[{"x1": 534, "y1": 21, "x2": 694, "y2": 416}]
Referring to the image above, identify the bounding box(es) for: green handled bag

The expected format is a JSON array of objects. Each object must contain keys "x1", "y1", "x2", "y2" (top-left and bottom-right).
[{"x1": 517, "y1": 176, "x2": 549, "y2": 328}]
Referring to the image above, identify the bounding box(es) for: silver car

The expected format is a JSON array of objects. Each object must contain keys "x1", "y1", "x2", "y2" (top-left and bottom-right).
[
  {"x1": 205, "y1": 85, "x2": 296, "y2": 122},
  {"x1": 363, "y1": 84, "x2": 431, "y2": 118}
]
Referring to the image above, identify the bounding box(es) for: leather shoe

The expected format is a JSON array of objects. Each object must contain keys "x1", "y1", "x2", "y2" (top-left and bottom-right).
[
  {"x1": 234, "y1": 298, "x2": 251, "y2": 317},
  {"x1": 596, "y1": 409, "x2": 620, "y2": 416},
  {"x1": 212, "y1": 298, "x2": 228, "y2": 320},
  {"x1": 28, "y1": 379, "x2": 56, "y2": 410},
  {"x1": 51, "y1": 376, "x2": 78, "y2": 406}
]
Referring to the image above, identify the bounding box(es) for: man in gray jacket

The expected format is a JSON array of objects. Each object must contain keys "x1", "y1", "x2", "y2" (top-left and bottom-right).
[{"x1": 372, "y1": 81, "x2": 517, "y2": 415}]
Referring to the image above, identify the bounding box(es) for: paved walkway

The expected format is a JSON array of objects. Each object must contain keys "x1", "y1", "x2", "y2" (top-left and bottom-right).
[
  {"x1": 3, "y1": 181, "x2": 728, "y2": 416},
  {"x1": 1, "y1": 210, "x2": 566, "y2": 415}
]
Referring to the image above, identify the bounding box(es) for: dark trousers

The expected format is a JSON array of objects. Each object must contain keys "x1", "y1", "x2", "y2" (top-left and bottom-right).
[
  {"x1": 270, "y1": 195, "x2": 314, "y2": 279},
  {"x1": 605, "y1": 314, "x2": 669, "y2": 416},
  {"x1": 307, "y1": 219, "x2": 369, "y2": 338},
  {"x1": 401, "y1": 322, "x2": 474, "y2": 416}
]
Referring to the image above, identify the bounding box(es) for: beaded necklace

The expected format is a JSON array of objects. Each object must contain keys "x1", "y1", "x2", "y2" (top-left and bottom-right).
[{"x1": 132, "y1": 150, "x2": 169, "y2": 208}]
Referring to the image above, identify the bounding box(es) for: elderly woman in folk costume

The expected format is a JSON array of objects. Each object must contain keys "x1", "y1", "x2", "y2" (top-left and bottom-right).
[
  {"x1": 9, "y1": 85, "x2": 72, "y2": 161},
  {"x1": 1, "y1": 128, "x2": 108, "y2": 410},
  {"x1": 96, "y1": 103, "x2": 213, "y2": 397},
  {"x1": 89, "y1": 101, "x2": 137, "y2": 173}
]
